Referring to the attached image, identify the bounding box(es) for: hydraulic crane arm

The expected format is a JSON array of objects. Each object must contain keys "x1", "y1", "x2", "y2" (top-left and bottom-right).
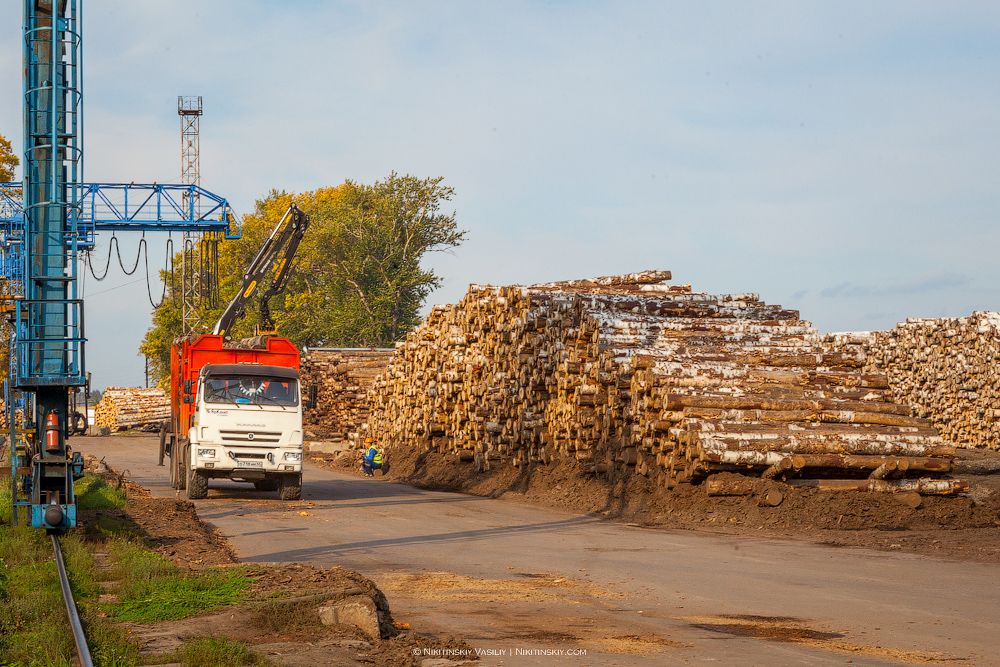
[{"x1": 213, "y1": 204, "x2": 310, "y2": 339}]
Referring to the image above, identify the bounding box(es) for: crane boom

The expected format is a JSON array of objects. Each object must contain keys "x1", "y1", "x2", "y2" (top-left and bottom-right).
[{"x1": 213, "y1": 204, "x2": 310, "y2": 338}]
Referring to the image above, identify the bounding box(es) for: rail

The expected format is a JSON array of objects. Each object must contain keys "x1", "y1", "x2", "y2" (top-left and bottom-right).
[{"x1": 51, "y1": 535, "x2": 94, "y2": 667}]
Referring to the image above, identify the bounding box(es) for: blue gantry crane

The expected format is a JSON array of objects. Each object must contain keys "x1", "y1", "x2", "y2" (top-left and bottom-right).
[{"x1": 5, "y1": 1, "x2": 241, "y2": 530}]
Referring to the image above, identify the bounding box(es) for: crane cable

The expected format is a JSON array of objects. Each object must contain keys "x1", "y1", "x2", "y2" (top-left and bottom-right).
[
  {"x1": 84, "y1": 233, "x2": 176, "y2": 308},
  {"x1": 146, "y1": 237, "x2": 174, "y2": 308}
]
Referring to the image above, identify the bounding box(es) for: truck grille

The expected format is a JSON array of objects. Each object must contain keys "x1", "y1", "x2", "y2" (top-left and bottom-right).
[{"x1": 219, "y1": 430, "x2": 282, "y2": 444}]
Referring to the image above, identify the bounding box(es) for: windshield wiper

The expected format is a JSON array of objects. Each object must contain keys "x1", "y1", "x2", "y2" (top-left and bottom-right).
[{"x1": 254, "y1": 393, "x2": 288, "y2": 410}]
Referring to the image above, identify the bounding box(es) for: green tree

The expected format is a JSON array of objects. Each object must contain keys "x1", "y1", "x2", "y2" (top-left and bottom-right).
[
  {"x1": 0, "y1": 134, "x2": 17, "y2": 386},
  {"x1": 139, "y1": 174, "x2": 464, "y2": 384},
  {"x1": 0, "y1": 133, "x2": 17, "y2": 182}
]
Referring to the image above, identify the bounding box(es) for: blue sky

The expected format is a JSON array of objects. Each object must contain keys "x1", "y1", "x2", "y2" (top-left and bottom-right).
[{"x1": 1, "y1": 1, "x2": 999, "y2": 388}]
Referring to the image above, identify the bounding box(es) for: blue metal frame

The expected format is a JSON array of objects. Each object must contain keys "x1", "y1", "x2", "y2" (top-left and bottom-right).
[
  {"x1": 0, "y1": 181, "x2": 241, "y2": 247},
  {"x1": 10, "y1": 0, "x2": 86, "y2": 529},
  {"x1": 13, "y1": 299, "x2": 86, "y2": 387},
  {"x1": 5, "y1": 2, "x2": 242, "y2": 530},
  {"x1": 0, "y1": 181, "x2": 242, "y2": 301}
]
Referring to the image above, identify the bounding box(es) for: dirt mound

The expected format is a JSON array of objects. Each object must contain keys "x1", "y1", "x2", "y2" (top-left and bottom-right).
[
  {"x1": 82, "y1": 456, "x2": 477, "y2": 665},
  {"x1": 365, "y1": 444, "x2": 1000, "y2": 562},
  {"x1": 78, "y1": 464, "x2": 237, "y2": 568},
  {"x1": 249, "y1": 562, "x2": 395, "y2": 639}
]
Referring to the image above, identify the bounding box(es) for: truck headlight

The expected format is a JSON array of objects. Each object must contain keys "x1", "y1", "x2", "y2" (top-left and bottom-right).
[
  {"x1": 198, "y1": 448, "x2": 216, "y2": 458},
  {"x1": 283, "y1": 451, "x2": 302, "y2": 462}
]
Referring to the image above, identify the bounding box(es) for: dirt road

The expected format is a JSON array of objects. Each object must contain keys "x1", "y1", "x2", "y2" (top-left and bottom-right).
[{"x1": 81, "y1": 436, "x2": 1000, "y2": 666}]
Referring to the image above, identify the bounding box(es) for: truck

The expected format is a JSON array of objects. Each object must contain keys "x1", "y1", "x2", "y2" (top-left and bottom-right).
[
  {"x1": 164, "y1": 334, "x2": 305, "y2": 500},
  {"x1": 161, "y1": 204, "x2": 312, "y2": 500}
]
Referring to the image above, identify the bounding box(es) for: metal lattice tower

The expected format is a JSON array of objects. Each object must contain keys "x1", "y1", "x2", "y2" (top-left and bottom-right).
[
  {"x1": 178, "y1": 96, "x2": 202, "y2": 213},
  {"x1": 178, "y1": 96, "x2": 203, "y2": 334}
]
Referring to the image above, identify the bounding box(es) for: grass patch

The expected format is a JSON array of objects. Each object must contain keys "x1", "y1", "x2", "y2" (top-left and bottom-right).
[
  {"x1": 0, "y1": 482, "x2": 12, "y2": 524},
  {"x1": 0, "y1": 523, "x2": 142, "y2": 666},
  {"x1": 82, "y1": 607, "x2": 142, "y2": 667},
  {"x1": 91, "y1": 512, "x2": 138, "y2": 539},
  {"x1": 0, "y1": 477, "x2": 249, "y2": 664},
  {"x1": 76, "y1": 475, "x2": 128, "y2": 511},
  {"x1": 145, "y1": 637, "x2": 268, "y2": 667},
  {"x1": 0, "y1": 523, "x2": 76, "y2": 665},
  {"x1": 104, "y1": 541, "x2": 249, "y2": 622},
  {"x1": 177, "y1": 637, "x2": 267, "y2": 667}
]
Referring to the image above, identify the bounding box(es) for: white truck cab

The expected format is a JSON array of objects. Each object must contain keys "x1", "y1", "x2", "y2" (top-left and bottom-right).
[{"x1": 186, "y1": 363, "x2": 304, "y2": 500}]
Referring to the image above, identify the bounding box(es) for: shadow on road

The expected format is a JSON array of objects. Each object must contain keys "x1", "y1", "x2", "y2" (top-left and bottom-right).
[
  {"x1": 249, "y1": 515, "x2": 602, "y2": 562},
  {"x1": 202, "y1": 475, "x2": 492, "y2": 507}
]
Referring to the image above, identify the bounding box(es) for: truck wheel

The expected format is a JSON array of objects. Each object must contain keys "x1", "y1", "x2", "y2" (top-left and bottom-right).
[
  {"x1": 279, "y1": 474, "x2": 302, "y2": 501},
  {"x1": 176, "y1": 442, "x2": 189, "y2": 491},
  {"x1": 169, "y1": 442, "x2": 180, "y2": 489},
  {"x1": 187, "y1": 469, "x2": 209, "y2": 499},
  {"x1": 158, "y1": 424, "x2": 168, "y2": 466},
  {"x1": 254, "y1": 479, "x2": 279, "y2": 492}
]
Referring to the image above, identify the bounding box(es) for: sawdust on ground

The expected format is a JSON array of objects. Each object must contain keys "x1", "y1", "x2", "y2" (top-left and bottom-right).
[
  {"x1": 583, "y1": 634, "x2": 690, "y2": 655},
  {"x1": 379, "y1": 570, "x2": 624, "y2": 605},
  {"x1": 679, "y1": 614, "x2": 971, "y2": 664}
]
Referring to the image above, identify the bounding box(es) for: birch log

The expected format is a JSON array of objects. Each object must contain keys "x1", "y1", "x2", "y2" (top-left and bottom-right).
[
  {"x1": 826, "y1": 313, "x2": 1000, "y2": 451},
  {"x1": 301, "y1": 348, "x2": 393, "y2": 447},
  {"x1": 94, "y1": 387, "x2": 170, "y2": 431},
  {"x1": 367, "y1": 271, "x2": 961, "y2": 492}
]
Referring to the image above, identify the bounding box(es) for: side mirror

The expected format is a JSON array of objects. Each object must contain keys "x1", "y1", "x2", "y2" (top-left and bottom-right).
[
  {"x1": 183, "y1": 395, "x2": 194, "y2": 404},
  {"x1": 184, "y1": 380, "x2": 193, "y2": 394},
  {"x1": 305, "y1": 384, "x2": 318, "y2": 410}
]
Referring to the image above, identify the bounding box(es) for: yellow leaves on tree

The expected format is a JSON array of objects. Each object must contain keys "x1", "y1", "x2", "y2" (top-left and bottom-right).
[
  {"x1": 140, "y1": 174, "x2": 464, "y2": 385},
  {"x1": 0, "y1": 133, "x2": 17, "y2": 182}
]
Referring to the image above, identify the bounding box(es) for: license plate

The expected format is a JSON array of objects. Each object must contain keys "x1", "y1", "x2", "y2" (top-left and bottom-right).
[{"x1": 236, "y1": 460, "x2": 264, "y2": 468}]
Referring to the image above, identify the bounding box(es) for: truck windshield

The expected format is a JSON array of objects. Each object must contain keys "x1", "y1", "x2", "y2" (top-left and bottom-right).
[{"x1": 203, "y1": 376, "x2": 299, "y2": 406}]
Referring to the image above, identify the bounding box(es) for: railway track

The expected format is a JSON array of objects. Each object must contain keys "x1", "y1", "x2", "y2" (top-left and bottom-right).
[{"x1": 51, "y1": 535, "x2": 94, "y2": 667}]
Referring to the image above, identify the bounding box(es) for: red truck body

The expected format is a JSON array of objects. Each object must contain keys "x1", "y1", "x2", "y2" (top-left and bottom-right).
[{"x1": 169, "y1": 334, "x2": 300, "y2": 436}]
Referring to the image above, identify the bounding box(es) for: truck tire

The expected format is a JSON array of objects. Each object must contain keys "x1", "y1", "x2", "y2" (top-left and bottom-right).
[
  {"x1": 158, "y1": 424, "x2": 167, "y2": 466},
  {"x1": 278, "y1": 474, "x2": 302, "y2": 501},
  {"x1": 169, "y1": 442, "x2": 180, "y2": 489},
  {"x1": 176, "y1": 442, "x2": 189, "y2": 491},
  {"x1": 187, "y1": 469, "x2": 209, "y2": 499},
  {"x1": 254, "y1": 479, "x2": 279, "y2": 492}
]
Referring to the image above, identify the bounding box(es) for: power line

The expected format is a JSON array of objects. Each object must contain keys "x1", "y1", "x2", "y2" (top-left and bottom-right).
[{"x1": 86, "y1": 277, "x2": 146, "y2": 297}]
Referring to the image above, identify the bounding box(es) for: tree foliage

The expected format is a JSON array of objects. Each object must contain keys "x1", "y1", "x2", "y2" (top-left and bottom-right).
[
  {"x1": 0, "y1": 133, "x2": 16, "y2": 385},
  {"x1": 0, "y1": 133, "x2": 17, "y2": 182},
  {"x1": 139, "y1": 173, "x2": 464, "y2": 384}
]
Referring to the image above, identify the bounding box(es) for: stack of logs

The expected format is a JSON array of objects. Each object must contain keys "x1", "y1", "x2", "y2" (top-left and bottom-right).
[
  {"x1": 369, "y1": 270, "x2": 965, "y2": 494},
  {"x1": 301, "y1": 348, "x2": 394, "y2": 447},
  {"x1": 826, "y1": 312, "x2": 1000, "y2": 451},
  {"x1": 94, "y1": 387, "x2": 170, "y2": 431}
]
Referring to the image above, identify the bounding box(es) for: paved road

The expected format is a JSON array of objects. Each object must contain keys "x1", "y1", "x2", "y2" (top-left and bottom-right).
[{"x1": 82, "y1": 436, "x2": 1000, "y2": 666}]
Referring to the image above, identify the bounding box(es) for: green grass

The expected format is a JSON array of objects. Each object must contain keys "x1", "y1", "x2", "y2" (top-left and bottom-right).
[
  {"x1": 176, "y1": 637, "x2": 267, "y2": 667},
  {"x1": 0, "y1": 482, "x2": 12, "y2": 524},
  {"x1": 103, "y1": 540, "x2": 249, "y2": 623},
  {"x1": 0, "y1": 522, "x2": 76, "y2": 666},
  {"x1": 0, "y1": 479, "x2": 251, "y2": 665},
  {"x1": 75, "y1": 475, "x2": 128, "y2": 511}
]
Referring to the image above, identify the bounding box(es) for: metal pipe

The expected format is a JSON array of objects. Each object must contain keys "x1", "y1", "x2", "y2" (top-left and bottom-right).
[{"x1": 51, "y1": 535, "x2": 93, "y2": 667}]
